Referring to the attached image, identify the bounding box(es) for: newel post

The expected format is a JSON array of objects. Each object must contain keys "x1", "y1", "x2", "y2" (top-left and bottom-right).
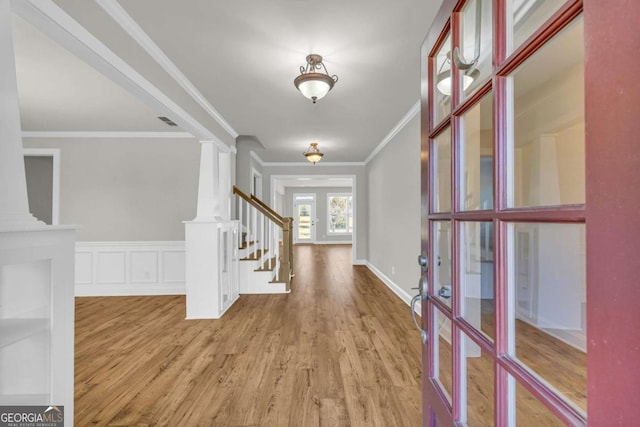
[
  {"x1": 184, "y1": 141, "x2": 238, "y2": 319},
  {"x1": 0, "y1": 0, "x2": 38, "y2": 228}
]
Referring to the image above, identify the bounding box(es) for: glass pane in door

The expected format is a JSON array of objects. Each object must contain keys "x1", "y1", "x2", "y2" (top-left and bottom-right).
[
  {"x1": 433, "y1": 33, "x2": 452, "y2": 125},
  {"x1": 462, "y1": 335, "x2": 494, "y2": 426},
  {"x1": 509, "y1": 222, "x2": 587, "y2": 413},
  {"x1": 460, "y1": 221, "x2": 494, "y2": 340},
  {"x1": 434, "y1": 307, "x2": 453, "y2": 403},
  {"x1": 297, "y1": 204, "x2": 311, "y2": 240},
  {"x1": 460, "y1": 92, "x2": 494, "y2": 211},
  {"x1": 458, "y1": 0, "x2": 493, "y2": 101},
  {"x1": 509, "y1": 0, "x2": 566, "y2": 54},
  {"x1": 512, "y1": 376, "x2": 565, "y2": 426},
  {"x1": 508, "y1": 18, "x2": 585, "y2": 208},
  {"x1": 434, "y1": 221, "x2": 452, "y2": 308},
  {"x1": 433, "y1": 128, "x2": 452, "y2": 213}
]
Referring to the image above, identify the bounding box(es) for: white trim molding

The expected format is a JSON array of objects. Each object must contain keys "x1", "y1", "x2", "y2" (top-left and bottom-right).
[
  {"x1": 22, "y1": 131, "x2": 195, "y2": 139},
  {"x1": 75, "y1": 241, "x2": 186, "y2": 296},
  {"x1": 365, "y1": 100, "x2": 420, "y2": 165},
  {"x1": 95, "y1": 0, "x2": 239, "y2": 140}
]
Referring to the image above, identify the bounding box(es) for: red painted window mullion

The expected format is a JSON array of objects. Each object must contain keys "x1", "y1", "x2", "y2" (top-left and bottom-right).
[{"x1": 493, "y1": 2, "x2": 508, "y2": 425}]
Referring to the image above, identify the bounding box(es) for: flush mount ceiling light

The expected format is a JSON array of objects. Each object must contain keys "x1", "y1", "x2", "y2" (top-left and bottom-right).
[
  {"x1": 294, "y1": 54, "x2": 338, "y2": 104},
  {"x1": 303, "y1": 142, "x2": 324, "y2": 164},
  {"x1": 436, "y1": 0, "x2": 482, "y2": 96},
  {"x1": 436, "y1": 67, "x2": 480, "y2": 96}
]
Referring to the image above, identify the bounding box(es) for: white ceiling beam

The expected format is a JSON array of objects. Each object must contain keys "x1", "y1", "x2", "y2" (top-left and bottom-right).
[
  {"x1": 96, "y1": 0, "x2": 239, "y2": 140},
  {"x1": 11, "y1": 0, "x2": 231, "y2": 152}
]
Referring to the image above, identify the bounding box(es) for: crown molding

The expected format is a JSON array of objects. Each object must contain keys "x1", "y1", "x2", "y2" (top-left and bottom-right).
[
  {"x1": 364, "y1": 100, "x2": 420, "y2": 165},
  {"x1": 21, "y1": 131, "x2": 195, "y2": 139},
  {"x1": 11, "y1": 0, "x2": 232, "y2": 152},
  {"x1": 96, "y1": 0, "x2": 239, "y2": 140},
  {"x1": 249, "y1": 150, "x2": 265, "y2": 166}
]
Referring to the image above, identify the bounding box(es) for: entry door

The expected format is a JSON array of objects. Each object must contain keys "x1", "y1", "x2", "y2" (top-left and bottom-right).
[
  {"x1": 294, "y1": 194, "x2": 315, "y2": 243},
  {"x1": 420, "y1": 1, "x2": 590, "y2": 425}
]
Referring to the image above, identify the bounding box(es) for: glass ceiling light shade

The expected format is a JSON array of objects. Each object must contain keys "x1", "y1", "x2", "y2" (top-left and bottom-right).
[
  {"x1": 294, "y1": 54, "x2": 338, "y2": 104},
  {"x1": 303, "y1": 142, "x2": 324, "y2": 164},
  {"x1": 436, "y1": 68, "x2": 479, "y2": 96}
]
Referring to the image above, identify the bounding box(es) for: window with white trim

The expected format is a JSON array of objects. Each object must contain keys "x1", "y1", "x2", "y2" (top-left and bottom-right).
[{"x1": 327, "y1": 193, "x2": 353, "y2": 234}]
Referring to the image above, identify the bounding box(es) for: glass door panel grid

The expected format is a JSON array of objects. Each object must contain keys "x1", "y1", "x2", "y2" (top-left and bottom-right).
[{"x1": 426, "y1": 1, "x2": 585, "y2": 425}]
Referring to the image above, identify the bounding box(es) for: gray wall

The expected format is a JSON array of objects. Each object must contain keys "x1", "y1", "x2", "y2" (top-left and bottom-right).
[
  {"x1": 367, "y1": 114, "x2": 421, "y2": 297},
  {"x1": 235, "y1": 136, "x2": 265, "y2": 195},
  {"x1": 23, "y1": 137, "x2": 200, "y2": 241},
  {"x1": 284, "y1": 186, "x2": 353, "y2": 244}
]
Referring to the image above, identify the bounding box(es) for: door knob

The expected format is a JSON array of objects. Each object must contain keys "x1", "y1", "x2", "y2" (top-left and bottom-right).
[{"x1": 417, "y1": 254, "x2": 428, "y2": 270}]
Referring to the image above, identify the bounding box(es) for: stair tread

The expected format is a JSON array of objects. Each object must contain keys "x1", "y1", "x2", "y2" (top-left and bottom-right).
[
  {"x1": 255, "y1": 257, "x2": 278, "y2": 272},
  {"x1": 240, "y1": 248, "x2": 269, "y2": 261},
  {"x1": 238, "y1": 240, "x2": 258, "y2": 250}
]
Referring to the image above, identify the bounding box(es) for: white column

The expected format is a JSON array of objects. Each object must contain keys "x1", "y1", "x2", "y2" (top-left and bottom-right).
[
  {"x1": 0, "y1": 0, "x2": 37, "y2": 227},
  {"x1": 218, "y1": 151, "x2": 231, "y2": 220},
  {"x1": 195, "y1": 141, "x2": 221, "y2": 220}
]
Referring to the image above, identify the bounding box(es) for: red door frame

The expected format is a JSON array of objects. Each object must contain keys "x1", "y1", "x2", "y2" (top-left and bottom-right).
[
  {"x1": 420, "y1": 0, "x2": 640, "y2": 424},
  {"x1": 584, "y1": 0, "x2": 640, "y2": 424}
]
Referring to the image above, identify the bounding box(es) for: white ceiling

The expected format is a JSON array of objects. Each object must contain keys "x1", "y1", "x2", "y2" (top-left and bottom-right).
[{"x1": 12, "y1": 0, "x2": 443, "y2": 162}]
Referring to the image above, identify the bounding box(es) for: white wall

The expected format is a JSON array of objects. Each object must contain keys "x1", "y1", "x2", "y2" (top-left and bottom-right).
[
  {"x1": 23, "y1": 137, "x2": 200, "y2": 241},
  {"x1": 367, "y1": 113, "x2": 421, "y2": 300}
]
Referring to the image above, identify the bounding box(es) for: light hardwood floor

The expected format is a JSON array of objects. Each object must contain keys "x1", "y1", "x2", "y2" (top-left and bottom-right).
[{"x1": 75, "y1": 245, "x2": 423, "y2": 426}]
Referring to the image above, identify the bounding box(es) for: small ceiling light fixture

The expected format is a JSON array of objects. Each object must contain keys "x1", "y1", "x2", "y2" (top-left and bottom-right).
[
  {"x1": 303, "y1": 142, "x2": 324, "y2": 164},
  {"x1": 436, "y1": 1, "x2": 482, "y2": 97},
  {"x1": 294, "y1": 54, "x2": 338, "y2": 104},
  {"x1": 436, "y1": 67, "x2": 480, "y2": 96}
]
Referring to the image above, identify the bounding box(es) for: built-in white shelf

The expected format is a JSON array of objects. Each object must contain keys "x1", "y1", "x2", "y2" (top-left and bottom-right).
[
  {"x1": 0, "y1": 318, "x2": 49, "y2": 349},
  {"x1": 0, "y1": 226, "x2": 75, "y2": 425}
]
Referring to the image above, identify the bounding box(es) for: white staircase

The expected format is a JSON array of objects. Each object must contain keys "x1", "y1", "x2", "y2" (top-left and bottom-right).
[
  {"x1": 238, "y1": 243, "x2": 287, "y2": 293},
  {"x1": 234, "y1": 186, "x2": 293, "y2": 294}
]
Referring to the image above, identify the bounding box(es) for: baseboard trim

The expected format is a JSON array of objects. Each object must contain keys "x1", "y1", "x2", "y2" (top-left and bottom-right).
[
  {"x1": 76, "y1": 283, "x2": 185, "y2": 297},
  {"x1": 366, "y1": 261, "x2": 421, "y2": 315},
  {"x1": 353, "y1": 259, "x2": 368, "y2": 266}
]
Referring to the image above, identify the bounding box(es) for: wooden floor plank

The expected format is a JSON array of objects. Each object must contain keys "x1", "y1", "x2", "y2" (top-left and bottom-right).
[{"x1": 75, "y1": 245, "x2": 423, "y2": 426}]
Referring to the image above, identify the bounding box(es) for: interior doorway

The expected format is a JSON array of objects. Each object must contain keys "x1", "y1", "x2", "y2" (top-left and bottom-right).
[{"x1": 23, "y1": 148, "x2": 60, "y2": 225}]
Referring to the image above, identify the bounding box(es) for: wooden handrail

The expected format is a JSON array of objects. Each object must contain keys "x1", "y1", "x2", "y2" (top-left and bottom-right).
[
  {"x1": 234, "y1": 185, "x2": 294, "y2": 291},
  {"x1": 250, "y1": 194, "x2": 284, "y2": 223},
  {"x1": 233, "y1": 186, "x2": 283, "y2": 227}
]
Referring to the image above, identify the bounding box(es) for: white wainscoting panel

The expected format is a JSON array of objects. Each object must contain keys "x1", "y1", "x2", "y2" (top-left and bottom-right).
[{"x1": 75, "y1": 241, "x2": 185, "y2": 296}]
